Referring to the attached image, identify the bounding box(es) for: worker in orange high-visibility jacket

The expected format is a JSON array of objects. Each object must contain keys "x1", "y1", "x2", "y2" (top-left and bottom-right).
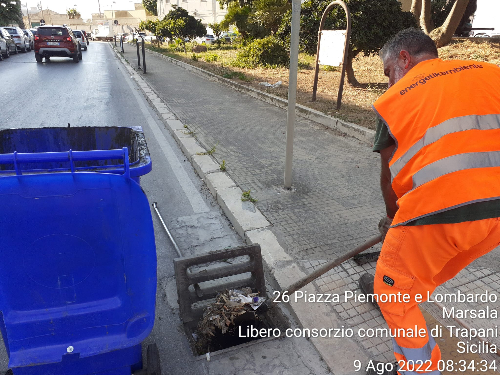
[{"x1": 358, "y1": 28, "x2": 500, "y2": 375}]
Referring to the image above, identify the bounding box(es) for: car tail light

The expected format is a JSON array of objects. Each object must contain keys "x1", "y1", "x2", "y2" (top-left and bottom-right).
[
  {"x1": 65, "y1": 36, "x2": 72, "y2": 42},
  {"x1": 35, "y1": 35, "x2": 39, "y2": 41}
]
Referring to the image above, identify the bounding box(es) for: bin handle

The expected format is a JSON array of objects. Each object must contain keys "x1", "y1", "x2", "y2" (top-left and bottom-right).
[{"x1": 0, "y1": 148, "x2": 130, "y2": 177}]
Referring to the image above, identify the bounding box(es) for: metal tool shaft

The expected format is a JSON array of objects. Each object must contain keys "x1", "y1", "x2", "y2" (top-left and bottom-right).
[
  {"x1": 286, "y1": 234, "x2": 382, "y2": 295},
  {"x1": 152, "y1": 202, "x2": 183, "y2": 258}
]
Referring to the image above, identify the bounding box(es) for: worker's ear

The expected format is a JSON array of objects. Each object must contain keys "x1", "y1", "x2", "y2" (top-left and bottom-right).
[{"x1": 398, "y1": 50, "x2": 412, "y2": 70}]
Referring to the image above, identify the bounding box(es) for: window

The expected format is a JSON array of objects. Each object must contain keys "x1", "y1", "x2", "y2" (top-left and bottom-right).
[{"x1": 39, "y1": 28, "x2": 67, "y2": 36}]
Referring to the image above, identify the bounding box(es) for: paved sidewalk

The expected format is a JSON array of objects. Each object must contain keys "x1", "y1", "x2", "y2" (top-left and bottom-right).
[{"x1": 114, "y1": 42, "x2": 500, "y2": 374}]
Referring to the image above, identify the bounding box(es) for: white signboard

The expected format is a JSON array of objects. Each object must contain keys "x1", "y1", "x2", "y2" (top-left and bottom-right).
[{"x1": 318, "y1": 30, "x2": 346, "y2": 66}]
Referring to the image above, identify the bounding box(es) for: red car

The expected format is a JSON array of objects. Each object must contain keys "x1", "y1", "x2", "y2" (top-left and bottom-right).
[
  {"x1": 34, "y1": 25, "x2": 82, "y2": 63},
  {"x1": 82, "y1": 30, "x2": 90, "y2": 44}
]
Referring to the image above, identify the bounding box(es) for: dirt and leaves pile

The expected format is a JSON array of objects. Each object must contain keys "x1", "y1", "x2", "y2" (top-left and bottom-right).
[{"x1": 195, "y1": 288, "x2": 265, "y2": 350}]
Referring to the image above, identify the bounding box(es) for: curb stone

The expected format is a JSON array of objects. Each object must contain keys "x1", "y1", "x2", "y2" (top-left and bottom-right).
[{"x1": 111, "y1": 44, "x2": 369, "y2": 375}]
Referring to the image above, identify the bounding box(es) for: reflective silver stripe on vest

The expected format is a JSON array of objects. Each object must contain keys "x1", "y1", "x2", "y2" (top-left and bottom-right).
[
  {"x1": 412, "y1": 151, "x2": 500, "y2": 189},
  {"x1": 390, "y1": 114, "x2": 500, "y2": 180}
]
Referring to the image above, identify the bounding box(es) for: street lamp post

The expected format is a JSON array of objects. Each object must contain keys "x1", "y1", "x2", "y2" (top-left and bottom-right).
[{"x1": 23, "y1": 2, "x2": 31, "y2": 28}]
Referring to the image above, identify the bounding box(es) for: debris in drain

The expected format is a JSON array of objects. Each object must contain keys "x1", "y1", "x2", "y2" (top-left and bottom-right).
[{"x1": 194, "y1": 288, "x2": 268, "y2": 354}]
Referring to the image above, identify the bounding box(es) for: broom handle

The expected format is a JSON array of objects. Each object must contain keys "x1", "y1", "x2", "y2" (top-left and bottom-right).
[{"x1": 286, "y1": 235, "x2": 382, "y2": 295}]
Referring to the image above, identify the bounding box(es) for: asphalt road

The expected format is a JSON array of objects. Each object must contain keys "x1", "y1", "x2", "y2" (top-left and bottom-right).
[
  {"x1": 0, "y1": 43, "x2": 332, "y2": 375},
  {"x1": 0, "y1": 42, "x2": 240, "y2": 374}
]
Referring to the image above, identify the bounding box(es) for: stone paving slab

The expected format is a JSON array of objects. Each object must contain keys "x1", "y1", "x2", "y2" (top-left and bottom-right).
[{"x1": 112, "y1": 43, "x2": 500, "y2": 374}]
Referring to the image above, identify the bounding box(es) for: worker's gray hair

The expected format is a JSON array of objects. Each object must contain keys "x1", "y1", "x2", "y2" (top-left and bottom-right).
[{"x1": 380, "y1": 28, "x2": 438, "y2": 62}]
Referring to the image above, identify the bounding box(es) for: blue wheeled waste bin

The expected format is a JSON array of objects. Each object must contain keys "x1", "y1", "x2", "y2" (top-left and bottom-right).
[
  {"x1": 0, "y1": 126, "x2": 152, "y2": 184},
  {"x1": 0, "y1": 128, "x2": 157, "y2": 375}
]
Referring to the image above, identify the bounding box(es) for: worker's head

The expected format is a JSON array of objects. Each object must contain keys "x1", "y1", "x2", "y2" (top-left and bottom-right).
[{"x1": 380, "y1": 28, "x2": 438, "y2": 88}]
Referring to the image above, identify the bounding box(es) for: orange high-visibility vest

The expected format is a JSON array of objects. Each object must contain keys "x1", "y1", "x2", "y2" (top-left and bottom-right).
[{"x1": 373, "y1": 58, "x2": 500, "y2": 226}]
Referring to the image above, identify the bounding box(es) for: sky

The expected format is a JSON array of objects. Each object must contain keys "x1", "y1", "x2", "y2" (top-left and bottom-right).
[
  {"x1": 472, "y1": 0, "x2": 500, "y2": 33},
  {"x1": 23, "y1": 0, "x2": 500, "y2": 29},
  {"x1": 25, "y1": 0, "x2": 136, "y2": 20}
]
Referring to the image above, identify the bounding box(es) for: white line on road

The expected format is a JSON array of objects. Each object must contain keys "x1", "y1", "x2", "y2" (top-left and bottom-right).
[{"x1": 116, "y1": 57, "x2": 209, "y2": 214}]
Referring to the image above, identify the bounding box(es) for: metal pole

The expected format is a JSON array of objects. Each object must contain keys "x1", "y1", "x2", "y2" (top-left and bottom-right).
[
  {"x1": 152, "y1": 203, "x2": 182, "y2": 258},
  {"x1": 120, "y1": 35, "x2": 124, "y2": 53},
  {"x1": 136, "y1": 39, "x2": 141, "y2": 69},
  {"x1": 284, "y1": 0, "x2": 301, "y2": 189},
  {"x1": 141, "y1": 36, "x2": 146, "y2": 73}
]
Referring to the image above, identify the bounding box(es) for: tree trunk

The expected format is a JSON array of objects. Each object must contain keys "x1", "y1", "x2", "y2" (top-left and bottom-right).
[
  {"x1": 420, "y1": 0, "x2": 432, "y2": 34},
  {"x1": 345, "y1": 49, "x2": 360, "y2": 87},
  {"x1": 410, "y1": 0, "x2": 422, "y2": 24},
  {"x1": 429, "y1": 0, "x2": 470, "y2": 47}
]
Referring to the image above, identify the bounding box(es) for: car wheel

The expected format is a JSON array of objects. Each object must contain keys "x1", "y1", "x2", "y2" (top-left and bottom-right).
[
  {"x1": 35, "y1": 53, "x2": 42, "y2": 62},
  {"x1": 73, "y1": 53, "x2": 79, "y2": 63}
]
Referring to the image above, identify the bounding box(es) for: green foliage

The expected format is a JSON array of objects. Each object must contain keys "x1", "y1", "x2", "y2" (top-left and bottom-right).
[
  {"x1": 163, "y1": 5, "x2": 206, "y2": 40},
  {"x1": 430, "y1": 0, "x2": 454, "y2": 28},
  {"x1": 0, "y1": 0, "x2": 24, "y2": 27},
  {"x1": 221, "y1": 0, "x2": 289, "y2": 39},
  {"x1": 233, "y1": 36, "x2": 289, "y2": 68},
  {"x1": 249, "y1": 0, "x2": 290, "y2": 35},
  {"x1": 221, "y1": 3, "x2": 252, "y2": 38},
  {"x1": 241, "y1": 190, "x2": 257, "y2": 203},
  {"x1": 220, "y1": 160, "x2": 227, "y2": 171},
  {"x1": 276, "y1": 0, "x2": 417, "y2": 57},
  {"x1": 191, "y1": 53, "x2": 199, "y2": 61},
  {"x1": 209, "y1": 22, "x2": 227, "y2": 46},
  {"x1": 204, "y1": 53, "x2": 219, "y2": 62},
  {"x1": 142, "y1": 0, "x2": 158, "y2": 16},
  {"x1": 222, "y1": 71, "x2": 251, "y2": 81},
  {"x1": 67, "y1": 8, "x2": 81, "y2": 19}
]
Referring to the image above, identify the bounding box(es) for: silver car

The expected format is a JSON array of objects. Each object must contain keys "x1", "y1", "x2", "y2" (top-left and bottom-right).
[
  {"x1": 23, "y1": 29, "x2": 34, "y2": 50},
  {"x1": 72, "y1": 30, "x2": 87, "y2": 51},
  {"x1": 0, "y1": 28, "x2": 18, "y2": 56},
  {"x1": 2, "y1": 26, "x2": 29, "y2": 52},
  {"x1": 0, "y1": 34, "x2": 6, "y2": 60}
]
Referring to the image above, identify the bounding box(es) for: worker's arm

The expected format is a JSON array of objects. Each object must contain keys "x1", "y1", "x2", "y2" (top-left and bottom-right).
[{"x1": 380, "y1": 144, "x2": 398, "y2": 218}]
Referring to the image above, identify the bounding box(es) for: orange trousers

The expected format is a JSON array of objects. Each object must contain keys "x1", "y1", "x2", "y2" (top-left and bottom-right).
[{"x1": 374, "y1": 217, "x2": 500, "y2": 374}]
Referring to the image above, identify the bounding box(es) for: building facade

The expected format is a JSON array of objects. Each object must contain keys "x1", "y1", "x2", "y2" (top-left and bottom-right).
[
  {"x1": 157, "y1": 0, "x2": 227, "y2": 26},
  {"x1": 23, "y1": 3, "x2": 155, "y2": 34}
]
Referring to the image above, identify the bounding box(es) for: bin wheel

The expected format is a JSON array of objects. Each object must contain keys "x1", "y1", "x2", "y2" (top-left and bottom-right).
[
  {"x1": 5, "y1": 369, "x2": 13, "y2": 375},
  {"x1": 146, "y1": 343, "x2": 161, "y2": 375}
]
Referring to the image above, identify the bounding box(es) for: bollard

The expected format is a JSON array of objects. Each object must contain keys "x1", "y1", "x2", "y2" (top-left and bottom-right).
[
  {"x1": 120, "y1": 36, "x2": 124, "y2": 53},
  {"x1": 141, "y1": 37, "x2": 146, "y2": 74},
  {"x1": 114, "y1": 35, "x2": 117, "y2": 46},
  {"x1": 136, "y1": 39, "x2": 141, "y2": 70}
]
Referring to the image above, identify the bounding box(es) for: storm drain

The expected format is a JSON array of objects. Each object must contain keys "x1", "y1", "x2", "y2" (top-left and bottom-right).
[{"x1": 174, "y1": 244, "x2": 286, "y2": 355}]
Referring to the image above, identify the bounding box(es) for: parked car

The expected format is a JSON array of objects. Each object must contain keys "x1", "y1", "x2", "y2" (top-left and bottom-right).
[
  {"x1": 2, "y1": 26, "x2": 29, "y2": 52},
  {"x1": 23, "y1": 29, "x2": 34, "y2": 50},
  {"x1": 0, "y1": 27, "x2": 17, "y2": 56},
  {"x1": 73, "y1": 30, "x2": 87, "y2": 51},
  {"x1": 0, "y1": 34, "x2": 5, "y2": 60},
  {"x1": 82, "y1": 30, "x2": 89, "y2": 44},
  {"x1": 195, "y1": 34, "x2": 216, "y2": 45},
  {"x1": 220, "y1": 32, "x2": 237, "y2": 43},
  {"x1": 34, "y1": 25, "x2": 82, "y2": 63}
]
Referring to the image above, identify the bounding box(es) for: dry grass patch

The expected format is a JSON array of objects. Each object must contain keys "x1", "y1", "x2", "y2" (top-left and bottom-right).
[{"x1": 149, "y1": 38, "x2": 499, "y2": 130}]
